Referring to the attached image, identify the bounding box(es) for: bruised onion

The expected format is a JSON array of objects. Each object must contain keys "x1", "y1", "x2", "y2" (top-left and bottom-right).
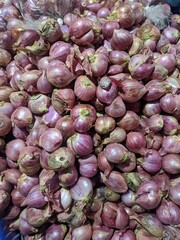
[{"x1": 47, "y1": 147, "x2": 75, "y2": 170}]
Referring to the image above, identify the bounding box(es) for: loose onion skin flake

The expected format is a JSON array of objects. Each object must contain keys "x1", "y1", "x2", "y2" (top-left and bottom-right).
[{"x1": 0, "y1": 0, "x2": 180, "y2": 239}]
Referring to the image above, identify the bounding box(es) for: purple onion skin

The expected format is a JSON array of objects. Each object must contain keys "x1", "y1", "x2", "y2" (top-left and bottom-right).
[
  {"x1": 169, "y1": 180, "x2": 180, "y2": 206},
  {"x1": 111, "y1": 229, "x2": 136, "y2": 240},
  {"x1": 156, "y1": 199, "x2": 180, "y2": 225},
  {"x1": 136, "y1": 181, "x2": 162, "y2": 210},
  {"x1": 45, "y1": 224, "x2": 67, "y2": 240},
  {"x1": 162, "y1": 154, "x2": 180, "y2": 174}
]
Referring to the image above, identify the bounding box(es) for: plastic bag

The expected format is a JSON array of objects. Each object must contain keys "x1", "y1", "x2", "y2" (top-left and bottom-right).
[
  {"x1": 144, "y1": 4, "x2": 171, "y2": 30},
  {"x1": 11, "y1": 0, "x2": 74, "y2": 19}
]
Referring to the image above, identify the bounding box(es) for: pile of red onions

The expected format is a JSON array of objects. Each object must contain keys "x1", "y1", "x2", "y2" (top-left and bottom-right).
[{"x1": 0, "y1": 0, "x2": 180, "y2": 239}]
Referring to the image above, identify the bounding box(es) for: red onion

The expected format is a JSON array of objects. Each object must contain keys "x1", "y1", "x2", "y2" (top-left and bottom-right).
[
  {"x1": 0, "y1": 173, "x2": 12, "y2": 192},
  {"x1": 105, "y1": 96, "x2": 126, "y2": 118},
  {"x1": 102, "y1": 21, "x2": 120, "y2": 40},
  {"x1": 139, "y1": 149, "x2": 162, "y2": 174},
  {"x1": 10, "y1": 91, "x2": 29, "y2": 108},
  {"x1": 39, "y1": 128, "x2": 63, "y2": 152},
  {"x1": 126, "y1": 132, "x2": 146, "y2": 154},
  {"x1": 117, "y1": 111, "x2": 140, "y2": 131},
  {"x1": 111, "y1": 29, "x2": 133, "y2": 51},
  {"x1": 155, "y1": 54, "x2": 176, "y2": 73},
  {"x1": 92, "y1": 226, "x2": 114, "y2": 240},
  {"x1": 162, "y1": 154, "x2": 180, "y2": 174},
  {"x1": 70, "y1": 176, "x2": 93, "y2": 202},
  {"x1": 17, "y1": 173, "x2": 39, "y2": 197},
  {"x1": 3, "y1": 169, "x2": 21, "y2": 186},
  {"x1": 144, "y1": 80, "x2": 171, "y2": 102},
  {"x1": 72, "y1": 224, "x2": 92, "y2": 240},
  {"x1": 169, "y1": 179, "x2": 180, "y2": 206},
  {"x1": 109, "y1": 51, "x2": 130, "y2": 68},
  {"x1": 95, "y1": 116, "x2": 116, "y2": 135},
  {"x1": 45, "y1": 224, "x2": 67, "y2": 240},
  {"x1": 0, "y1": 86, "x2": 15, "y2": 101},
  {"x1": 136, "y1": 181, "x2": 162, "y2": 210},
  {"x1": 18, "y1": 146, "x2": 41, "y2": 175},
  {"x1": 63, "y1": 13, "x2": 78, "y2": 26},
  {"x1": 11, "y1": 188, "x2": 26, "y2": 207},
  {"x1": 143, "y1": 101, "x2": 161, "y2": 117},
  {"x1": 162, "y1": 27, "x2": 180, "y2": 44},
  {"x1": 101, "y1": 202, "x2": 129, "y2": 229},
  {"x1": 97, "y1": 151, "x2": 113, "y2": 176},
  {"x1": 128, "y1": 54, "x2": 154, "y2": 80},
  {"x1": 171, "y1": 14, "x2": 180, "y2": 30},
  {"x1": 0, "y1": 189, "x2": 10, "y2": 212},
  {"x1": 47, "y1": 147, "x2": 75, "y2": 170},
  {"x1": 46, "y1": 60, "x2": 75, "y2": 88},
  {"x1": 119, "y1": 79, "x2": 147, "y2": 103},
  {"x1": 163, "y1": 115, "x2": 179, "y2": 135},
  {"x1": 12, "y1": 125, "x2": 28, "y2": 140},
  {"x1": 39, "y1": 169, "x2": 59, "y2": 193},
  {"x1": 161, "y1": 135, "x2": 180, "y2": 154},
  {"x1": 71, "y1": 104, "x2": 96, "y2": 133},
  {"x1": 59, "y1": 188, "x2": 72, "y2": 210},
  {"x1": 26, "y1": 206, "x2": 51, "y2": 228},
  {"x1": 21, "y1": 185, "x2": 47, "y2": 208},
  {"x1": 96, "y1": 76, "x2": 118, "y2": 104},
  {"x1": 121, "y1": 189, "x2": 136, "y2": 207},
  {"x1": 84, "y1": 51, "x2": 109, "y2": 77},
  {"x1": 115, "y1": 5, "x2": 135, "y2": 29},
  {"x1": 0, "y1": 101, "x2": 14, "y2": 117},
  {"x1": 0, "y1": 114, "x2": 11, "y2": 136},
  {"x1": 146, "y1": 114, "x2": 163, "y2": 133},
  {"x1": 3, "y1": 205, "x2": 21, "y2": 221},
  {"x1": 78, "y1": 154, "x2": 98, "y2": 178},
  {"x1": 0, "y1": 48, "x2": 11, "y2": 67},
  {"x1": 104, "y1": 143, "x2": 130, "y2": 164},
  {"x1": 58, "y1": 165, "x2": 78, "y2": 188},
  {"x1": 139, "y1": 23, "x2": 160, "y2": 42},
  {"x1": 55, "y1": 115, "x2": 75, "y2": 139},
  {"x1": 111, "y1": 229, "x2": 136, "y2": 240},
  {"x1": 131, "y1": 213, "x2": 163, "y2": 238},
  {"x1": 11, "y1": 107, "x2": 33, "y2": 128},
  {"x1": 0, "y1": 157, "x2": 7, "y2": 172},
  {"x1": 74, "y1": 75, "x2": 96, "y2": 101},
  {"x1": 156, "y1": 199, "x2": 180, "y2": 225},
  {"x1": 28, "y1": 94, "x2": 50, "y2": 115},
  {"x1": 117, "y1": 152, "x2": 136, "y2": 173},
  {"x1": 67, "y1": 133, "x2": 93, "y2": 156},
  {"x1": 152, "y1": 172, "x2": 170, "y2": 193},
  {"x1": 101, "y1": 171, "x2": 128, "y2": 193},
  {"x1": 128, "y1": 37, "x2": 144, "y2": 56},
  {"x1": 69, "y1": 18, "x2": 94, "y2": 44},
  {"x1": 52, "y1": 88, "x2": 75, "y2": 115},
  {"x1": 103, "y1": 127, "x2": 126, "y2": 145},
  {"x1": 42, "y1": 105, "x2": 61, "y2": 128}
]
